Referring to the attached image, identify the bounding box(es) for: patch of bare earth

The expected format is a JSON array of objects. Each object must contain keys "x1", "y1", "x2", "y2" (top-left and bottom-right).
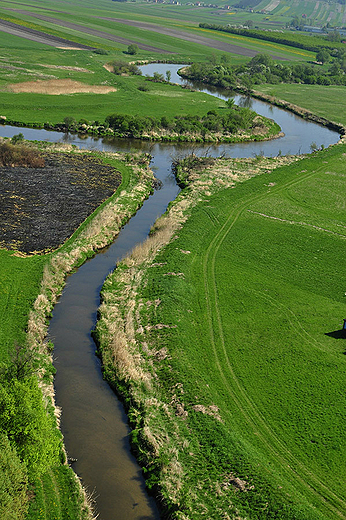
[
  {"x1": 7, "y1": 79, "x2": 116, "y2": 95},
  {"x1": 37, "y1": 63, "x2": 93, "y2": 73},
  {"x1": 0, "y1": 149, "x2": 122, "y2": 253}
]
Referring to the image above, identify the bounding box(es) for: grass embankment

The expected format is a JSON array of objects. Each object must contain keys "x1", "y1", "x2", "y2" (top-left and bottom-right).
[
  {"x1": 95, "y1": 143, "x2": 346, "y2": 520},
  {"x1": 0, "y1": 145, "x2": 155, "y2": 520}
]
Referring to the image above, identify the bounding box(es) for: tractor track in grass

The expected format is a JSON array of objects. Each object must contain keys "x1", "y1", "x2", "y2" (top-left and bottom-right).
[{"x1": 202, "y1": 167, "x2": 346, "y2": 519}]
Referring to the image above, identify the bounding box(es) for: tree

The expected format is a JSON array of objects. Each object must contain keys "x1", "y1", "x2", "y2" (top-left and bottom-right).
[
  {"x1": 127, "y1": 44, "x2": 139, "y2": 55},
  {"x1": 63, "y1": 116, "x2": 76, "y2": 132},
  {"x1": 165, "y1": 70, "x2": 171, "y2": 83},
  {"x1": 11, "y1": 133, "x2": 24, "y2": 144},
  {"x1": 316, "y1": 49, "x2": 330, "y2": 64},
  {"x1": 226, "y1": 97, "x2": 235, "y2": 108}
]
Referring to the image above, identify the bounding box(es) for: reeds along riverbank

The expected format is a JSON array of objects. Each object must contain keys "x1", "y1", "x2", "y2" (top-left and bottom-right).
[{"x1": 5, "y1": 149, "x2": 154, "y2": 520}]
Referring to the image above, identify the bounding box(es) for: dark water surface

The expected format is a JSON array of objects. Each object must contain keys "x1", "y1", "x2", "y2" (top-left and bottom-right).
[{"x1": 0, "y1": 64, "x2": 341, "y2": 520}]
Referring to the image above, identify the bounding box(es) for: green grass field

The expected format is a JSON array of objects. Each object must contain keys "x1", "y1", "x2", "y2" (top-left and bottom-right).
[
  {"x1": 97, "y1": 143, "x2": 346, "y2": 519},
  {"x1": 1, "y1": 2, "x2": 346, "y2": 518},
  {"x1": 256, "y1": 83, "x2": 346, "y2": 126}
]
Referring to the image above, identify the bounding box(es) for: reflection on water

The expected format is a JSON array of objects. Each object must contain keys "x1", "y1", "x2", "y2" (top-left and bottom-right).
[{"x1": 237, "y1": 95, "x2": 253, "y2": 109}]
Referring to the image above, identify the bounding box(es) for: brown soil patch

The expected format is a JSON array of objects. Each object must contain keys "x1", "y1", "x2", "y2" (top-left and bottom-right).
[
  {"x1": 8, "y1": 79, "x2": 117, "y2": 95},
  {"x1": 0, "y1": 152, "x2": 121, "y2": 253},
  {"x1": 38, "y1": 63, "x2": 93, "y2": 73}
]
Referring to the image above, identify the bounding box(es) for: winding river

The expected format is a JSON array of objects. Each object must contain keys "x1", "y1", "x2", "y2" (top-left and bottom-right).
[{"x1": 0, "y1": 63, "x2": 341, "y2": 520}]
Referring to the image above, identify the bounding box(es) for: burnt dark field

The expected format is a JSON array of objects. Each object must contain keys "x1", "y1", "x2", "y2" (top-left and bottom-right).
[{"x1": 0, "y1": 151, "x2": 121, "y2": 253}]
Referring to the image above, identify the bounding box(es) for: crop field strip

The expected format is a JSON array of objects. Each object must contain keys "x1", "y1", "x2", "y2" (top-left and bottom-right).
[
  {"x1": 0, "y1": 9, "x2": 173, "y2": 53},
  {"x1": 202, "y1": 166, "x2": 346, "y2": 518},
  {"x1": 94, "y1": 16, "x2": 296, "y2": 60},
  {"x1": 0, "y1": 19, "x2": 95, "y2": 49},
  {"x1": 0, "y1": 4, "x2": 309, "y2": 60}
]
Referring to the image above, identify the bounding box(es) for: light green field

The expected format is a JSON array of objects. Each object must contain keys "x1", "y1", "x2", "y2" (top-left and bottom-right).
[
  {"x1": 0, "y1": 0, "x2": 317, "y2": 61},
  {"x1": 0, "y1": 47, "x2": 232, "y2": 125},
  {"x1": 257, "y1": 83, "x2": 346, "y2": 126},
  {"x1": 98, "y1": 143, "x2": 346, "y2": 519}
]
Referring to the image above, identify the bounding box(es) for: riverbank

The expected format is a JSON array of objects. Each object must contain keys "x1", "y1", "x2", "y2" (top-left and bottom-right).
[
  {"x1": 0, "y1": 110, "x2": 282, "y2": 144},
  {"x1": 177, "y1": 67, "x2": 346, "y2": 137},
  {"x1": 0, "y1": 146, "x2": 155, "y2": 519},
  {"x1": 94, "y1": 142, "x2": 346, "y2": 520}
]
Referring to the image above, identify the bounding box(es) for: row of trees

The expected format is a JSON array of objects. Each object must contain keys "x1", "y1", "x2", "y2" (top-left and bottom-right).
[
  {"x1": 105, "y1": 107, "x2": 259, "y2": 138},
  {"x1": 199, "y1": 22, "x2": 346, "y2": 53},
  {"x1": 183, "y1": 53, "x2": 346, "y2": 91}
]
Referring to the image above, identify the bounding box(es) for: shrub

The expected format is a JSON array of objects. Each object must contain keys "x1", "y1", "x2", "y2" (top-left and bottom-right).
[
  {"x1": 0, "y1": 376, "x2": 62, "y2": 479},
  {"x1": 109, "y1": 60, "x2": 141, "y2": 75},
  {"x1": 93, "y1": 48, "x2": 109, "y2": 55},
  {"x1": 0, "y1": 433, "x2": 28, "y2": 520},
  {"x1": 127, "y1": 44, "x2": 139, "y2": 55},
  {"x1": 0, "y1": 142, "x2": 45, "y2": 168}
]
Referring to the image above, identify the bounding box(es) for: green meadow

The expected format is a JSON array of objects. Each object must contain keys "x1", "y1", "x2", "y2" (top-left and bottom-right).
[
  {"x1": 97, "y1": 143, "x2": 346, "y2": 519},
  {"x1": 256, "y1": 83, "x2": 346, "y2": 126},
  {"x1": 1, "y1": 1, "x2": 346, "y2": 518}
]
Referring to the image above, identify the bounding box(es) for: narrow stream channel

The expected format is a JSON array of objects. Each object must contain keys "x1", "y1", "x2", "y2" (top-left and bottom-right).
[{"x1": 0, "y1": 63, "x2": 341, "y2": 520}]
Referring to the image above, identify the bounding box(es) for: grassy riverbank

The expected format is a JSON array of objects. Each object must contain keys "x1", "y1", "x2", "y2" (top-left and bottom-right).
[
  {"x1": 95, "y1": 142, "x2": 346, "y2": 520},
  {"x1": 256, "y1": 84, "x2": 346, "y2": 127},
  {"x1": 0, "y1": 145, "x2": 155, "y2": 520}
]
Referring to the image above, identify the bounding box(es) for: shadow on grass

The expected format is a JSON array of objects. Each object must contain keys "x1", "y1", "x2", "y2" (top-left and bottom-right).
[{"x1": 325, "y1": 329, "x2": 346, "y2": 340}]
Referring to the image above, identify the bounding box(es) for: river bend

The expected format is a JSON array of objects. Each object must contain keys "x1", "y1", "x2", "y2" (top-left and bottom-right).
[{"x1": 0, "y1": 63, "x2": 341, "y2": 520}]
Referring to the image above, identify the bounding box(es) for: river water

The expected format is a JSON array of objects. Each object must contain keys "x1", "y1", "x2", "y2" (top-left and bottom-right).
[{"x1": 0, "y1": 64, "x2": 341, "y2": 520}]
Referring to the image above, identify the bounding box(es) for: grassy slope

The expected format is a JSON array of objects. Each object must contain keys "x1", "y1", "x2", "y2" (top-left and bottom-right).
[
  {"x1": 0, "y1": 45, "x2": 234, "y2": 124},
  {"x1": 98, "y1": 143, "x2": 346, "y2": 519}
]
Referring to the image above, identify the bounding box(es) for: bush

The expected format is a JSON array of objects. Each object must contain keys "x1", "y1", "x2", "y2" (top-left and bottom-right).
[
  {"x1": 0, "y1": 376, "x2": 62, "y2": 479},
  {"x1": 0, "y1": 142, "x2": 45, "y2": 168},
  {"x1": 109, "y1": 60, "x2": 141, "y2": 75},
  {"x1": 93, "y1": 48, "x2": 109, "y2": 55},
  {"x1": 0, "y1": 433, "x2": 28, "y2": 520},
  {"x1": 127, "y1": 44, "x2": 139, "y2": 55},
  {"x1": 11, "y1": 133, "x2": 24, "y2": 145}
]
